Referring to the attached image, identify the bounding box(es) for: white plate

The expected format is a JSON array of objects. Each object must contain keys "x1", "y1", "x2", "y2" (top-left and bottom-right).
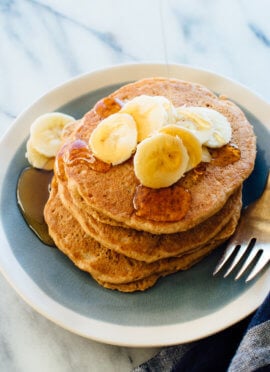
[{"x1": 0, "y1": 63, "x2": 269, "y2": 347}]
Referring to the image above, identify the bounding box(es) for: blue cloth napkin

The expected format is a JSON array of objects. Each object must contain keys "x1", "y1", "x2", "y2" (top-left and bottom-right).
[{"x1": 133, "y1": 291, "x2": 270, "y2": 372}]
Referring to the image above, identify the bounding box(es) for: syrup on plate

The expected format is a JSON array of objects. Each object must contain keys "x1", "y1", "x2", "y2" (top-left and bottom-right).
[{"x1": 17, "y1": 167, "x2": 54, "y2": 246}]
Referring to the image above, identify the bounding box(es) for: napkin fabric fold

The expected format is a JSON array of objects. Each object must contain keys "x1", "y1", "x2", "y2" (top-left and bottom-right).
[{"x1": 133, "y1": 291, "x2": 270, "y2": 372}]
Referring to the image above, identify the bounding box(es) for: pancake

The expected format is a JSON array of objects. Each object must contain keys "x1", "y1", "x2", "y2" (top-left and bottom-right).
[
  {"x1": 97, "y1": 220, "x2": 234, "y2": 292},
  {"x1": 43, "y1": 77, "x2": 256, "y2": 292},
  {"x1": 57, "y1": 173, "x2": 242, "y2": 262},
  {"x1": 58, "y1": 77, "x2": 256, "y2": 234},
  {"x1": 44, "y1": 179, "x2": 240, "y2": 292}
]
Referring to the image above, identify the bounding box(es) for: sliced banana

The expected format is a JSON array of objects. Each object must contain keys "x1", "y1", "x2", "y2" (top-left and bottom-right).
[
  {"x1": 159, "y1": 125, "x2": 202, "y2": 171},
  {"x1": 176, "y1": 107, "x2": 213, "y2": 145},
  {"x1": 121, "y1": 95, "x2": 177, "y2": 142},
  {"x1": 202, "y1": 109, "x2": 231, "y2": 148},
  {"x1": 134, "y1": 133, "x2": 189, "y2": 189},
  {"x1": 30, "y1": 112, "x2": 75, "y2": 157},
  {"x1": 89, "y1": 112, "x2": 137, "y2": 165},
  {"x1": 26, "y1": 139, "x2": 54, "y2": 170},
  {"x1": 176, "y1": 106, "x2": 231, "y2": 148},
  {"x1": 201, "y1": 146, "x2": 212, "y2": 162}
]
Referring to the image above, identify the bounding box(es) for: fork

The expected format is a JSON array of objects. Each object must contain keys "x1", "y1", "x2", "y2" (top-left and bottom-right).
[{"x1": 213, "y1": 170, "x2": 270, "y2": 282}]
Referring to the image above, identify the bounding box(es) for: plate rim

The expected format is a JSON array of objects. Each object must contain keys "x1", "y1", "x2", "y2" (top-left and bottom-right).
[{"x1": 0, "y1": 62, "x2": 269, "y2": 347}]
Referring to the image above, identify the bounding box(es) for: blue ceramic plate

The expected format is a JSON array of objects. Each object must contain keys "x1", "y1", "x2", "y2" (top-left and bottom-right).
[{"x1": 0, "y1": 64, "x2": 269, "y2": 346}]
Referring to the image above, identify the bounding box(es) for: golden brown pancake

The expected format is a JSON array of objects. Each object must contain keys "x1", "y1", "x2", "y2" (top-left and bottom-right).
[
  {"x1": 44, "y1": 179, "x2": 240, "y2": 292},
  {"x1": 44, "y1": 77, "x2": 256, "y2": 292},
  {"x1": 57, "y1": 174, "x2": 242, "y2": 262},
  {"x1": 57, "y1": 78, "x2": 256, "y2": 234}
]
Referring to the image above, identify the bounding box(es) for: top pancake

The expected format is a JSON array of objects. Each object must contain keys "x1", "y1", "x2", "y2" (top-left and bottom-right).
[{"x1": 56, "y1": 77, "x2": 256, "y2": 234}]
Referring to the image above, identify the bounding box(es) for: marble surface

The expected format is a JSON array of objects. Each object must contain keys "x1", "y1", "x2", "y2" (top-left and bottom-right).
[{"x1": 0, "y1": 0, "x2": 270, "y2": 371}]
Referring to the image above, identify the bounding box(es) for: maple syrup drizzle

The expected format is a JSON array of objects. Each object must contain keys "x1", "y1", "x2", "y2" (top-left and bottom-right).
[
  {"x1": 17, "y1": 167, "x2": 55, "y2": 246},
  {"x1": 61, "y1": 139, "x2": 111, "y2": 172},
  {"x1": 94, "y1": 97, "x2": 124, "y2": 119},
  {"x1": 133, "y1": 183, "x2": 191, "y2": 222},
  {"x1": 210, "y1": 143, "x2": 241, "y2": 166}
]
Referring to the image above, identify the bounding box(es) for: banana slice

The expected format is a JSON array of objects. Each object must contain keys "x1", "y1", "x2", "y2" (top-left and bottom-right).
[
  {"x1": 202, "y1": 108, "x2": 231, "y2": 148},
  {"x1": 201, "y1": 146, "x2": 212, "y2": 162},
  {"x1": 134, "y1": 133, "x2": 189, "y2": 189},
  {"x1": 159, "y1": 125, "x2": 202, "y2": 171},
  {"x1": 26, "y1": 139, "x2": 54, "y2": 170},
  {"x1": 89, "y1": 112, "x2": 137, "y2": 165},
  {"x1": 121, "y1": 95, "x2": 177, "y2": 142},
  {"x1": 30, "y1": 112, "x2": 75, "y2": 157},
  {"x1": 176, "y1": 107, "x2": 213, "y2": 145},
  {"x1": 176, "y1": 106, "x2": 231, "y2": 148}
]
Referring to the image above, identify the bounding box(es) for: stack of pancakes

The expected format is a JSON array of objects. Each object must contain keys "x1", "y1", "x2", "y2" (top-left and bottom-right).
[{"x1": 44, "y1": 78, "x2": 256, "y2": 292}]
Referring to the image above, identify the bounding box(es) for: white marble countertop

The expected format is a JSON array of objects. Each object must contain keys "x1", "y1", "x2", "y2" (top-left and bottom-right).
[{"x1": 0, "y1": 1, "x2": 270, "y2": 371}]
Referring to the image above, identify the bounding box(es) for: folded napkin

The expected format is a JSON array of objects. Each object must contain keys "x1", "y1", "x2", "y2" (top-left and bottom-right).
[{"x1": 133, "y1": 291, "x2": 270, "y2": 372}]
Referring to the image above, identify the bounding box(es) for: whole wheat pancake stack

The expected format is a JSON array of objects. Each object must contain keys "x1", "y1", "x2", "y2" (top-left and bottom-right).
[{"x1": 44, "y1": 77, "x2": 256, "y2": 292}]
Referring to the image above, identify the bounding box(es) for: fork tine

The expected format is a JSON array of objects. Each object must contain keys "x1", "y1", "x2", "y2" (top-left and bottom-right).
[
  {"x1": 246, "y1": 253, "x2": 270, "y2": 282},
  {"x1": 234, "y1": 246, "x2": 260, "y2": 280},
  {"x1": 213, "y1": 244, "x2": 238, "y2": 275},
  {"x1": 223, "y1": 243, "x2": 252, "y2": 278}
]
